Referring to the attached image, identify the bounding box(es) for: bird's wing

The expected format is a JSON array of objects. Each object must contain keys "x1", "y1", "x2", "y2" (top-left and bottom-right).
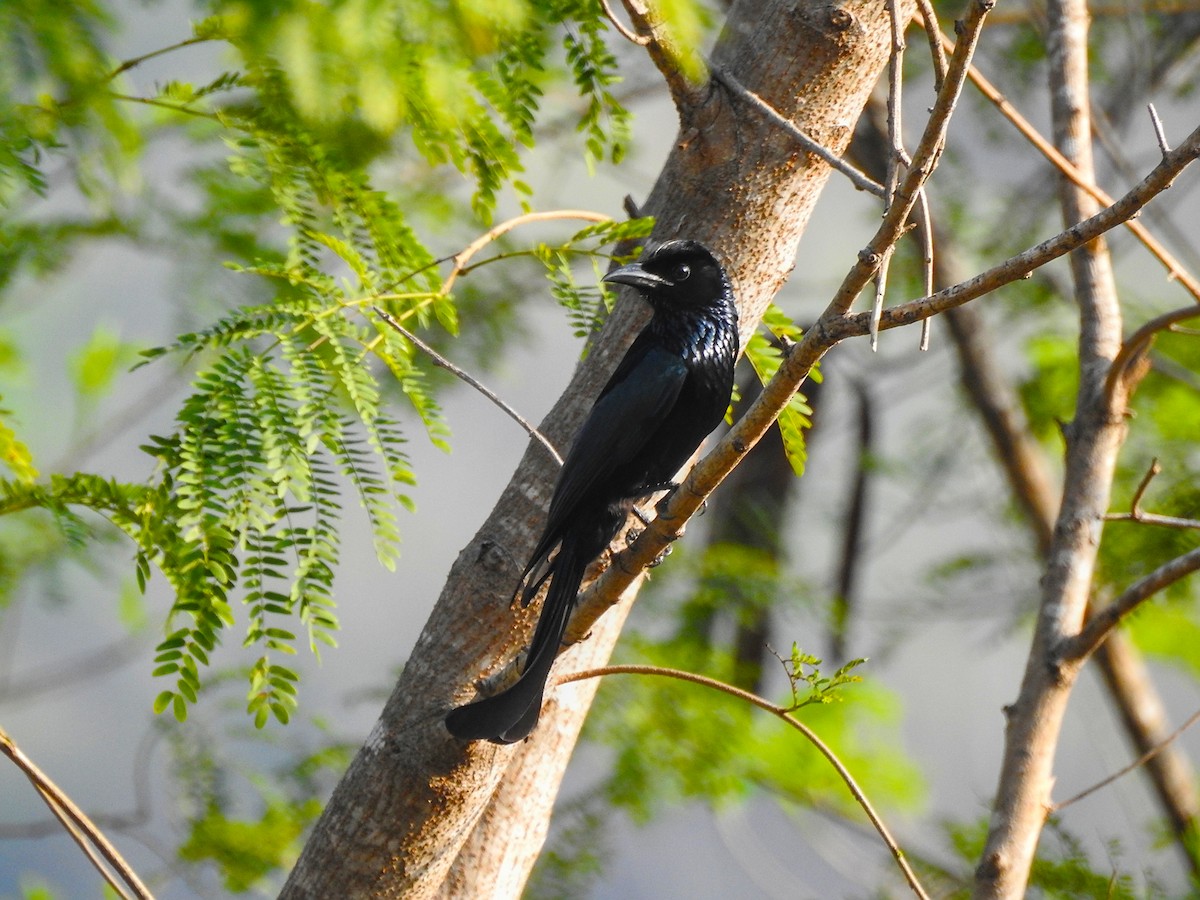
[{"x1": 531, "y1": 340, "x2": 687, "y2": 561}]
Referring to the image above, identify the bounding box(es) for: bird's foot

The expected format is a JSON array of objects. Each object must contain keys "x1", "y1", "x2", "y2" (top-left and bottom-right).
[{"x1": 648, "y1": 545, "x2": 673, "y2": 568}]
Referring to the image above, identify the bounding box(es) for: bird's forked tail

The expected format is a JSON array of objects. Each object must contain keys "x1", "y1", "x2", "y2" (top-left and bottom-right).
[{"x1": 444, "y1": 539, "x2": 589, "y2": 744}]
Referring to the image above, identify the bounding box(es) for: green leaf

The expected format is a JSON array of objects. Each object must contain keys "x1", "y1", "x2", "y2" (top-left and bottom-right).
[
  {"x1": 0, "y1": 406, "x2": 37, "y2": 483},
  {"x1": 743, "y1": 307, "x2": 813, "y2": 476}
]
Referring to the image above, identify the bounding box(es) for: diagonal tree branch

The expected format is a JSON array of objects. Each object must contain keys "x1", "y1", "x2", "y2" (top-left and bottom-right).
[
  {"x1": 1065, "y1": 548, "x2": 1200, "y2": 661},
  {"x1": 373, "y1": 307, "x2": 564, "y2": 466},
  {"x1": 1, "y1": 726, "x2": 151, "y2": 900}
]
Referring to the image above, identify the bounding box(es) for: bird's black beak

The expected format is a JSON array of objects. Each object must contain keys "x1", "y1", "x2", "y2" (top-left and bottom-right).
[{"x1": 602, "y1": 261, "x2": 670, "y2": 292}]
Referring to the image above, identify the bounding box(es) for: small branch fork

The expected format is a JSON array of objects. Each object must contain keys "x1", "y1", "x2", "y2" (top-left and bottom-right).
[
  {"x1": 1, "y1": 725, "x2": 152, "y2": 900},
  {"x1": 915, "y1": 13, "x2": 1200, "y2": 304},
  {"x1": 557, "y1": 665, "x2": 931, "y2": 900},
  {"x1": 1104, "y1": 457, "x2": 1200, "y2": 530}
]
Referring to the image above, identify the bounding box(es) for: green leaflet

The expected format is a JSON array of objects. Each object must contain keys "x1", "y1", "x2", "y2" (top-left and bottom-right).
[{"x1": 743, "y1": 304, "x2": 816, "y2": 477}]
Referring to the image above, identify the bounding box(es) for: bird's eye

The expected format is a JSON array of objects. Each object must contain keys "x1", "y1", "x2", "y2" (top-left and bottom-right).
[{"x1": 673, "y1": 263, "x2": 691, "y2": 281}]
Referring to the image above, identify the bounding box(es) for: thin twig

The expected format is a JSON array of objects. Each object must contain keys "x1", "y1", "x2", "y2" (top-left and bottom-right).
[
  {"x1": 1105, "y1": 511, "x2": 1200, "y2": 529},
  {"x1": 872, "y1": 0, "x2": 908, "y2": 351},
  {"x1": 106, "y1": 92, "x2": 217, "y2": 119},
  {"x1": 913, "y1": 0, "x2": 949, "y2": 91},
  {"x1": 0, "y1": 726, "x2": 153, "y2": 899},
  {"x1": 105, "y1": 36, "x2": 216, "y2": 83},
  {"x1": 440, "y1": 209, "x2": 612, "y2": 297},
  {"x1": 557, "y1": 664, "x2": 931, "y2": 900},
  {"x1": 1051, "y1": 706, "x2": 1200, "y2": 812},
  {"x1": 373, "y1": 308, "x2": 563, "y2": 466},
  {"x1": 1132, "y1": 458, "x2": 1161, "y2": 515},
  {"x1": 599, "y1": 0, "x2": 650, "y2": 44},
  {"x1": 915, "y1": 188, "x2": 935, "y2": 350},
  {"x1": 871, "y1": 252, "x2": 893, "y2": 351},
  {"x1": 710, "y1": 67, "x2": 886, "y2": 197},
  {"x1": 1149, "y1": 104, "x2": 1172, "y2": 155}
]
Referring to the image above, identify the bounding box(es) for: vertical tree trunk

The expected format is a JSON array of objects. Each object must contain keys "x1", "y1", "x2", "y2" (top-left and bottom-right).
[
  {"x1": 280, "y1": 0, "x2": 912, "y2": 896},
  {"x1": 973, "y1": 0, "x2": 1130, "y2": 894}
]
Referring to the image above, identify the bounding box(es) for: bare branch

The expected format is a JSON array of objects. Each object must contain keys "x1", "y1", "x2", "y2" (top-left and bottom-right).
[
  {"x1": 915, "y1": 188, "x2": 935, "y2": 350},
  {"x1": 1106, "y1": 305, "x2": 1200, "y2": 402},
  {"x1": 599, "y1": 0, "x2": 651, "y2": 45},
  {"x1": 1051, "y1": 706, "x2": 1200, "y2": 813},
  {"x1": 830, "y1": 122, "x2": 1200, "y2": 339},
  {"x1": 1065, "y1": 547, "x2": 1200, "y2": 660},
  {"x1": 557, "y1": 665, "x2": 931, "y2": 900},
  {"x1": 0, "y1": 726, "x2": 152, "y2": 900},
  {"x1": 710, "y1": 67, "x2": 886, "y2": 197},
  {"x1": 373, "y1": 308, "x2": 563, "y2": 466},
  {"x1": 827, "y1": 0, "x2": 994, "y2": 320},
  {"x1": 1149, "y1": 103, "x2": 1172, "y2": 155},
  {"x1": 911, "y1": 1, "x2": 949, "y2": 91}
]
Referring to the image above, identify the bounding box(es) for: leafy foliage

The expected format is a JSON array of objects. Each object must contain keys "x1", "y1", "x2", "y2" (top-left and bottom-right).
[
  {"x1": 776, "y1": 644, "x2": 866, "y2": 712},
  {"x1": 537, "y1": 218, "x2": 654, "y2": 337},
  {"x1": 743, "y1": 303, "x2": 816, "y2": 475},
  {"x1": 0, "y1": 0, "x2": 648, "y2": 727},
  {"x1": 0, "y1": 399, "x2": 37, "y2": 484}
]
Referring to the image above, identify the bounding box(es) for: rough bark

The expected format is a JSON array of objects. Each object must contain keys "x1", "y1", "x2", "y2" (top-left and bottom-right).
[
  {"x1": 279, "y1": 0, "x2": 911, "y2": 896},
  {"x1": 972, "y1": 0, "x2": 1131, "y2": 894}
]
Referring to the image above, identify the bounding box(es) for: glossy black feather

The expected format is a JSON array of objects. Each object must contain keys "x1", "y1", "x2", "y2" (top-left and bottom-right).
[{"x1": 445, "y1": 240, "x2": 739, "y2": 743}]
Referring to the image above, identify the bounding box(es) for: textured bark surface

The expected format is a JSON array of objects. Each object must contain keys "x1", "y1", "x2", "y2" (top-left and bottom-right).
[
  {"x1": 973, "y1": 0, "x2": 1129, "y2": 894},
  {"x1": 279, "y1": 0, "x2": 911, "y2": 896}
]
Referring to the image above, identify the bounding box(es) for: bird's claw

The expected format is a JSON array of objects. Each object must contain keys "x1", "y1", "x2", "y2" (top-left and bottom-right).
[{"x1": 648, "y1": 545, "x2": 673, "y2": 568}]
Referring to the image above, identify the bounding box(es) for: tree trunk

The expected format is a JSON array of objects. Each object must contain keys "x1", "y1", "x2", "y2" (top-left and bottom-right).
[
  {"x1": 973, "y1": 0, "x2": 1131, "y2": 893},
  {"x1": 280, "y1": 0, "x2": 911, "y2": 895}
]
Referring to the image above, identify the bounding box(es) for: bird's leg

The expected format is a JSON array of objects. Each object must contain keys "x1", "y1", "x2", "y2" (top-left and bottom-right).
[{"x1": 629, "y1": 504, "x2": 656, "y2": 528}]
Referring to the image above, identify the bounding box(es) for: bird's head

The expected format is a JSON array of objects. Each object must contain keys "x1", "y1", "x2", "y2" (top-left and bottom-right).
[{"x1": 602, "y1": 240, "x2": 733, "y2": 313}]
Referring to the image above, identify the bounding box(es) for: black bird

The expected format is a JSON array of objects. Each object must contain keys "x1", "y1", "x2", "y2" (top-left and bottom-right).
[{"x1": 445, "y1": 240, "x2": 739, "y2": 744}]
